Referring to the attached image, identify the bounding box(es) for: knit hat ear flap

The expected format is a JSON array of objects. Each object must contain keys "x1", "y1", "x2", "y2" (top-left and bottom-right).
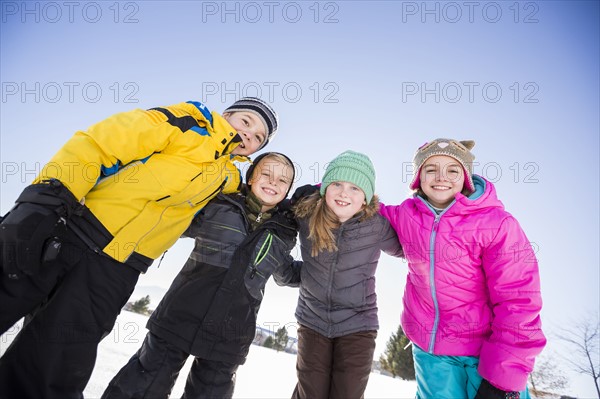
[{"x1": 409, "y1": 138, "x2": 476, "y2": 192}]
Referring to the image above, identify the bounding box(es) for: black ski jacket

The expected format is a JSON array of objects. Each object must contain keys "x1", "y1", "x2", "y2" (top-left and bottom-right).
[{"x1": 147, "y1": 193, "x2": 299, "y2": 365}]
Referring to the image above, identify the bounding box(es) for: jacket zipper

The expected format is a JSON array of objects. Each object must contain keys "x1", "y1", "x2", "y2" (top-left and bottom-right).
[
  {"x1": 417, "y1": 196, "x2": 454, "y2": 354},
  {"x1": 256, "y1": 212, "x2": 263, "y2": 222},
  {"x1": 326, "y1": 227, "x2": 343, "y2": 336},
  {"x1": 428, "y1": 214, "x2": 441, "y2": 353},
  {"x1": 250, "y1": 232, "x2": 272, "y2": 279}
]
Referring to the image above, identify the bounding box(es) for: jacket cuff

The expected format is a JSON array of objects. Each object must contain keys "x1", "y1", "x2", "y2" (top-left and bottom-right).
[{"x1": 478, "y1": 341, "x2": 529, "y2": 392}]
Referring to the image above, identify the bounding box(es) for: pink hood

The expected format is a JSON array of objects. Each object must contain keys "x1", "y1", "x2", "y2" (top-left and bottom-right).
[{"x1": 380, "y1": 176, "x2": 545, "y2": 391}]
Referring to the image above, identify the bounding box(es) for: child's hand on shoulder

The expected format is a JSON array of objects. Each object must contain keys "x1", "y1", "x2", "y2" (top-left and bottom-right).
[{"x1": 291, "y1": 184, "x2": 319, "y2": 205}]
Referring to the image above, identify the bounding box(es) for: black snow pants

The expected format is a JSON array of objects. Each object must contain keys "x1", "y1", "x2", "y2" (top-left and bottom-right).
[
  {"x1": 102, "y1": 332, "x2": 240, "y2": 399},
  {"x1": 0, "y1": 228, "x2": 140, "y2": 399}
]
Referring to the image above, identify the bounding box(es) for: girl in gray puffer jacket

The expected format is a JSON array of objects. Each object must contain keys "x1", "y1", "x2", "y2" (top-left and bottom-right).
[{"x1": 289, "y1": 151, "x2": 403, "y2": 399}]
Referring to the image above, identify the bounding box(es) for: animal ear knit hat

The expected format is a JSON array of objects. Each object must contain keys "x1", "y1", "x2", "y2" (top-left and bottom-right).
[
  {"x1": 320, "y1": 150, "x2": 376, "y2": 204},
  {"x1": 224, "y1": 97, "x2": 279, "y2": 149},
  {"x1": 409, "y1": 138, "x2": 476, "y2": 192}
]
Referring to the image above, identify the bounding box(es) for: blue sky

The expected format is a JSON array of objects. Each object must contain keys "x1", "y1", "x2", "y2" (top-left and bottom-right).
[{"x1": 1, "y1": 1, "x2": 599, "y2": 396}]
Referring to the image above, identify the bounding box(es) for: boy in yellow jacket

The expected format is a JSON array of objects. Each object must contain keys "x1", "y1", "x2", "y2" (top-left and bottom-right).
[{"x1": 0, "y1": 97, "x2": 278, "y2": 398}]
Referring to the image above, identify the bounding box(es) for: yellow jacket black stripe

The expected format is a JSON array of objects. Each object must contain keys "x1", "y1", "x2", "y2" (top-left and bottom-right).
[{"x1": 34, "y1": 101, "x2": 247, "y2": 263}]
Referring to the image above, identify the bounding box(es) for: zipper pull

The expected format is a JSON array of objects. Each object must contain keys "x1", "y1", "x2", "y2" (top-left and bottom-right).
[
  {"x1": 432, "y1": 217, "x2": 440, "y2": 233},
  {"x1": 256, "y1": 213, "x2": 262, "y2": 222},
  {"x1": 157, "y1": 250, "x2": 168, "y2": 268},
  {"x1": 250, "y1": 267, "x2": 257, "y2": 279}
]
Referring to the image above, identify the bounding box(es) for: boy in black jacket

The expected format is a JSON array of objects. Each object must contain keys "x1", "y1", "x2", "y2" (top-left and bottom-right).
[{"x1": 102, "y1": 152, "x2": 300, "y2": 398}]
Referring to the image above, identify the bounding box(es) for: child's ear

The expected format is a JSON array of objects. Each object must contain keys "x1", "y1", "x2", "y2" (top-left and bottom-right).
[{"x1": 222, "y1": 112, "x2": 231, "y2": 120}]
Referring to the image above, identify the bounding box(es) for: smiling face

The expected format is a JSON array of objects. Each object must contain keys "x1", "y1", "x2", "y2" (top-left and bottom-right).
[
  {"x1": 324, "y1": 181, "x2": 366, "y2": 223},
  {"x1": 248, "y1": 156, "x2": 294, "y2": 212},
  {"x1": 419, "y1": 155, "x2": 466, "y2": 209},
  {"x1": 223, "y1": 111, "x2": 267, "y2": 156}
]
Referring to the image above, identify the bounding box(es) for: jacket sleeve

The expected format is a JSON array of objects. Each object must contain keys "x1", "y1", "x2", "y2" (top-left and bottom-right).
[
  {"x1": 478, "y1": 216, "x2": 546, "y2": 391},
  {"x1": 379, "y1": 202, "x2": 403, "y2": 232},
  {"x1": 378, "y1": 211, "x2": 404, "y2": 258},
  {"x1": 272, "y1": 221, "x2": 302, "y2": 287},
  {"x1": 182, "y1": 208, "x2": 208, "y2": 238},
  {"x1": 273, "y1": 259, "x2": 303, "y2": 287},
  {"x1": 34, "y1": 101, "x2": 240, "y2": 201}
]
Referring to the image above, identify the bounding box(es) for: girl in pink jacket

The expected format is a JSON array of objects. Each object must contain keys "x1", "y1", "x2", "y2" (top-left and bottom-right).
[{"x1": 380, "y1": 138, "x2": 545, "y2": 399}]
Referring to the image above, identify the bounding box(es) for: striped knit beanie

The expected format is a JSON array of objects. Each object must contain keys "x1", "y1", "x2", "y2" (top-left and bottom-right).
[{"x1": 224, "y1": 97, "x2": 278, "y2": 149}]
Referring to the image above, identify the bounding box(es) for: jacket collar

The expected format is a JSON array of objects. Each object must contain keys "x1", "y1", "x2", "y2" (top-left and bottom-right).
[{"x1": 414, "y1": 175, "x2": 504, "y2": 216}]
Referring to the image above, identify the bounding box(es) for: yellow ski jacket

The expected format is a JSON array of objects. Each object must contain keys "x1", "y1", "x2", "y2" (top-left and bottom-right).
[{"x1": 34, "y1": 101, "x2": 247, "y2": 264}]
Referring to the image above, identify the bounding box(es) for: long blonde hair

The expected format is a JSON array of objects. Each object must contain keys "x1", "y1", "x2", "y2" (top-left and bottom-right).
[{"x1": 294, "y1": 192, "x2": 380, "y2": 257}]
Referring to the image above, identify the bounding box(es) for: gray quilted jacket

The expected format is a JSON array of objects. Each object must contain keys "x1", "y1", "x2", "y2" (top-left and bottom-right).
[{"x1": 292, "y1": 212, "x2": 403, "y2": 338}]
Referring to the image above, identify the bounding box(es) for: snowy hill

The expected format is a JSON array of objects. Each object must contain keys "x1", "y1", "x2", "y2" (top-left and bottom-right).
[
  {"x1": 88, "y1": 311, "x2": 418, "y2": 398},
  {"x1": 2, "y1": 311, "x2": 417, "y2": 398}
]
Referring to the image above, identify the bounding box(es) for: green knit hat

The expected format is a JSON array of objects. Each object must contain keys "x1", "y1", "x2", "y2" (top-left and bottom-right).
[{"x1": 320, "y1": 150, "x2": 376, "y2": 203}]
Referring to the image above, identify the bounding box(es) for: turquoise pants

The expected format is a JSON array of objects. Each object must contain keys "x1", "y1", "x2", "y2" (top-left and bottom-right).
[{"x1": 412, "y1": 344, "x2": 530, "y2": 399}]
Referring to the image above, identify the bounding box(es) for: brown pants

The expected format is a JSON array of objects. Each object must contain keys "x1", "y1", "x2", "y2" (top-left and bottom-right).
[{"x1": 292, "y1": 325, "x2": 377, "y2": 399}]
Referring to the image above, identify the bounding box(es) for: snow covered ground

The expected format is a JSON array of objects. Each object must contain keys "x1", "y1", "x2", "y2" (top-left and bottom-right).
[{"x1": 1, "y1": 310, "x2": 417, "y2": 398}]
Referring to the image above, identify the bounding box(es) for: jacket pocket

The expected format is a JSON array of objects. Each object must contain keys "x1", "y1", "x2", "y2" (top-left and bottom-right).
[{"x1": 245, "y1": 233, "x2": 280, "y2": 301}]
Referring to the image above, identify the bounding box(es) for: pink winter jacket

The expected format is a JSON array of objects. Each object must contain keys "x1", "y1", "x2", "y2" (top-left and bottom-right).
[{"x1": 380, "y1": 175, "x2": 545, "y2": 391}]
